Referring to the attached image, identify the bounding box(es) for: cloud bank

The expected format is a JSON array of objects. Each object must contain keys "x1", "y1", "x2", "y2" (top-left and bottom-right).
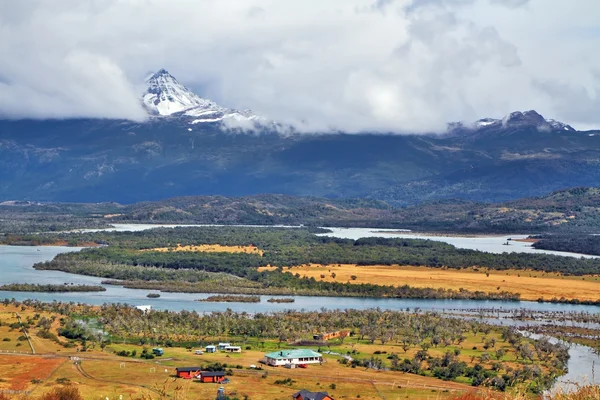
[{"x1": 0, "y1": 0, "x2": 598, "y2": 132}]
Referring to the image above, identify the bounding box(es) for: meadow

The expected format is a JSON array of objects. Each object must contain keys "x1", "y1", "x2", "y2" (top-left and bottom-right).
[{"x1": 259, "y1": 264, "x2": 600, "y2": 302}]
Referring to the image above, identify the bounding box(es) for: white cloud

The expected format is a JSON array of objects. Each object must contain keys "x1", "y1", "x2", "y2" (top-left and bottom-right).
[{"x1": 0, "y1": 0, "x2": 598, "y2": 132}]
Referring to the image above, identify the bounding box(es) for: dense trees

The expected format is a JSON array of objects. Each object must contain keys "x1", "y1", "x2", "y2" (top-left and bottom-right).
[
  {"x1": 0, "y1": 284, "x2": 106, "y2": 292},
  {"x1": 533, "y1": 234, "x2": 600, "y2": 256}
]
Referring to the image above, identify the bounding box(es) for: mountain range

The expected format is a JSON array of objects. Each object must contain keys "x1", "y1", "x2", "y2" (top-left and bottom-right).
[{"x1": 0, "y1": 69, "x2": 599, "y2": 205}]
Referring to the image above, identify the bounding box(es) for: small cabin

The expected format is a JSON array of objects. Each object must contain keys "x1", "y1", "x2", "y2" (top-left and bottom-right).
[
  {"x1": 224, "y1": 346, "x2": 241, "y2": 353},
  {"x1": 217, "y1": 343, "x2": 231, "y2": 350},
  {"x1": 175, "y1": 367, "x2": 201, "y2": 379},
  {"x1": 199, "y1": 371, "x2": 225, "y2": 383},
  {"x1": 205, "y1": 345, "x2": 216, "y2": 353},
  {"x1": 313, "y1": 331, "x2": 349, "y2": 341}
]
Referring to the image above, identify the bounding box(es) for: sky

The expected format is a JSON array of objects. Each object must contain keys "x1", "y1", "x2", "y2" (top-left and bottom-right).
[{"x1": 0, "y1": 0, "x2": 599, "y2": 133}]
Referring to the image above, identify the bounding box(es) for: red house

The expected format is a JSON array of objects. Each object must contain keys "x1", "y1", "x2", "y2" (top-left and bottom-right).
[
  {"x1": 199, "y1": 371, "x2": 225, "y2": 383},
  {"x1": 175, "y1": 367, "x2": 201, "y2": 379}
]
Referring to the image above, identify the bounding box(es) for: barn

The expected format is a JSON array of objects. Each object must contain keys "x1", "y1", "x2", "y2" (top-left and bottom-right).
[
  {"x1": 175, "y1": 367, "x2": 201, "y2": 379},
  {"x1": 199, "y1": 371, "x2": 226, "y2": 383}
]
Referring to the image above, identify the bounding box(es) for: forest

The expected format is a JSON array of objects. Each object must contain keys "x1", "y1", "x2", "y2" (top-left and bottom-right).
[{"x1": 532, "y1": 234, "x2": 600, "y2": 256}]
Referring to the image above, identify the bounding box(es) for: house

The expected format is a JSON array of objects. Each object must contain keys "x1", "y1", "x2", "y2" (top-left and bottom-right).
[
  {"x1": 224, "y1": 346, "x2": 241, "y2": 353},
  {"x1": 263, "y1": 349, "x2": 322, "y2": 367},
  {"x1": 175, "y1": 367, "x2": 201, "y2": 379},
  {"x1": 198, "y1": 371, "x2": 225, "y2": 383},
  {"x1": 217, "y1": 342, "x2": 231, "y2": 350},
  {"x1": 205, "y1": 345, "x2": 216, "y2": 353},
  {"x1": 292, "y1": 390, "x2": 334, "y2": 400},
  {"x1": 312, "y1": 331, "x2": 349, "y2": 341}
]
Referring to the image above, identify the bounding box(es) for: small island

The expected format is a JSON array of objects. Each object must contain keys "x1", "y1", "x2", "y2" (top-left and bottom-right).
[
  {"x1": 267, "y1": 297, "x2": 295, "y2": 303},
  {"x1": 198, "y1": 295, "x2": 260, "y2": 303},
  {"x1": 146, "y1": 293, "x2": 161, "y2": 298},
  {"x1": 0, "y1": 283, "x2": 106, "y2": 293}
]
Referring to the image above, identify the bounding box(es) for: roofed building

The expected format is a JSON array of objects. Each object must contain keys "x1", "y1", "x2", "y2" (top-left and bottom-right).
[
  {"x1": 263, "y1": 349, "x2": 322, "y2": 367},
  {"x1": 292, "y1": 390, "x2": 334, "y2": 400}
]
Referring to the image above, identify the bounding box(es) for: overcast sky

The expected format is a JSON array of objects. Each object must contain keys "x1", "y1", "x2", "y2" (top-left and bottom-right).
[{"x1": 0, "y1": 0, "x2": 599, "y2": 132}]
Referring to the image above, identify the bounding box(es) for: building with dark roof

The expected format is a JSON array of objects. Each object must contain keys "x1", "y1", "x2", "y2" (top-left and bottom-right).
[{"x1": 292, "y1": 390, "x2": 334, "y2": 400}]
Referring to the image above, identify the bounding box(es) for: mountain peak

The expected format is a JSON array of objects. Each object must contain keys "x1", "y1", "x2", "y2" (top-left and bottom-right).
[
  {"x1": 449, "y1": 110, "x2": 575, "y2": 134},
  {"x1": 140, "y1": 69, "x2": 272, "y2": 130},
  {"x1": 143, "y1": 69, "x2": 218, "y2": 116}
]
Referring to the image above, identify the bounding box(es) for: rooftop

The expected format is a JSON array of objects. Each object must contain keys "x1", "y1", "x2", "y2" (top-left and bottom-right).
[
  {"x1": 176, "y1": 367, "x2": 202, "y2": 373},
  {"x1": 293, "y1": 390, "x2": 332, "y2": 400},
  {"x1": 265, "y1": 349, "x2": 321, "y2": 360}
]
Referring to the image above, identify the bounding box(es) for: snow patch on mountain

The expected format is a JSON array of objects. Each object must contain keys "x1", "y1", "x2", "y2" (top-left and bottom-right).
[
  {"x1": 143, "y1": 69, "x2": 219, "y2": 116},
  {"x1": 450, "y1": 110, "x2": 575, "y2": 134},
  {"x1": 141, "y1": 69, "x2": 275, "y2": 132}
]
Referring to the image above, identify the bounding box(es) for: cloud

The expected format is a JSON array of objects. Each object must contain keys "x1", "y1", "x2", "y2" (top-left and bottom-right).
[{"x1": 0, "y1": 0, "x2": 598, "y2": 132}]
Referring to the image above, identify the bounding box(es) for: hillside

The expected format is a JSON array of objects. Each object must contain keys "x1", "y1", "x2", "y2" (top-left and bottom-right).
[{"x1": 2, "y1": 188, "x2": 599, "y2": 233}]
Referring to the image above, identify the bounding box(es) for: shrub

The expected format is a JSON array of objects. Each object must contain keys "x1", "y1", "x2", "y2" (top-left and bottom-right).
[{"x1": 39, "y1": 386, "x2": 84, "y2": 400}]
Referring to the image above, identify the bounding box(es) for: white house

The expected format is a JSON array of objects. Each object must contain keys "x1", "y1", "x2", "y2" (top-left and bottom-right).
[
  {"x1": 224, "y1": 346, "x2": 241, "y2": 353},
  {"x1": 263, "y1": 349, "x2": 322, "y2": 367}
]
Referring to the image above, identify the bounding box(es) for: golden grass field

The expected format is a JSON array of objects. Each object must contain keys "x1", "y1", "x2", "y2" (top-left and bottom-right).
[
  {"x1": 142, "y1": 244, "x2": 264, "y2": 255},
  {"x1": 259, "y1": 264, "x2": 600, "y2": 301}
]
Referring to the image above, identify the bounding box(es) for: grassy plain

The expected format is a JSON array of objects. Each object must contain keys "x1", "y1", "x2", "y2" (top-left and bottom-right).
[
  {"x1": 142, "y1": 244, "x2": 264, "y2": 255},
  {"x1": 259, "y1": 264, "x2": 600, "y2": 301}
]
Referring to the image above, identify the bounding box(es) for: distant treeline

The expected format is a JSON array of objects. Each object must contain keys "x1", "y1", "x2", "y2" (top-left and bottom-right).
[
  {"x1": 33, "y1": 226, "x2": 600, "y2": 276},
  {"x1": 532, "y1": 234, "x2": 600, "y2": 256},
  {"x1": 0, "y1": 283, "x2": 106, "y2": 293}
]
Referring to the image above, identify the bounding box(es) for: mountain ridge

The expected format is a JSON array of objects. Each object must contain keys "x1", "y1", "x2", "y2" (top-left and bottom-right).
[{"x1": 0, "y1": 69, "x2": 598, "y2": 205}]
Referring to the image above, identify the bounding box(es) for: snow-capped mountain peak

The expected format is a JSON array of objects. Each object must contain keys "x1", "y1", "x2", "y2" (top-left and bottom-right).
[
  {"x1": 141, "y1": 69, "x2": 276, "y2": 131},
  {"x1": 449, "y1": 110, "x2": 575, "y2": 134},
  {"x1": 143, "y1": 69, "x2": 220, "y2": 116}
]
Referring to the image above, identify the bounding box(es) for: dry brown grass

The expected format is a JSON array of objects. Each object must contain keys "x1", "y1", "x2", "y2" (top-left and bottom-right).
[
  {"x1": 260, "y1": 264, "x2": 600, "y2": 301},
  {"x1": 0, "y1": 355, "x2": 65, "y2": 391},
  {"x1": 142, "y1": 244, "x2": 263, "y2": 255}
]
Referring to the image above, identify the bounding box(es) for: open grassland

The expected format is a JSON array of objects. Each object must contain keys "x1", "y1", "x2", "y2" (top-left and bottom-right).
[
  {"x1": 260, "y1": 264, "x2": 600, "y2": 301},
  {"x1": 0, "y1": 355, "x2": 65, "y2": 392},
  {"x1": 0, "y1": 346, "x2": 471, "y2": 400},
  {"x1": 79, "y1": 348, "x2": 469, "y2": 400},
  {"x1": 142, "y1": 243, "x2": 264, "y2": 255}
]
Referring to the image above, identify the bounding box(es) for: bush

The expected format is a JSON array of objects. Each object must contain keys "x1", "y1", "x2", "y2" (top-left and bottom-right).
[
  {"x1": 39, "y1": 386, "x2": 84, "y2": 400},
  {"x1": 2, "y1": 338, "x2": 10, "y2": 341}
]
